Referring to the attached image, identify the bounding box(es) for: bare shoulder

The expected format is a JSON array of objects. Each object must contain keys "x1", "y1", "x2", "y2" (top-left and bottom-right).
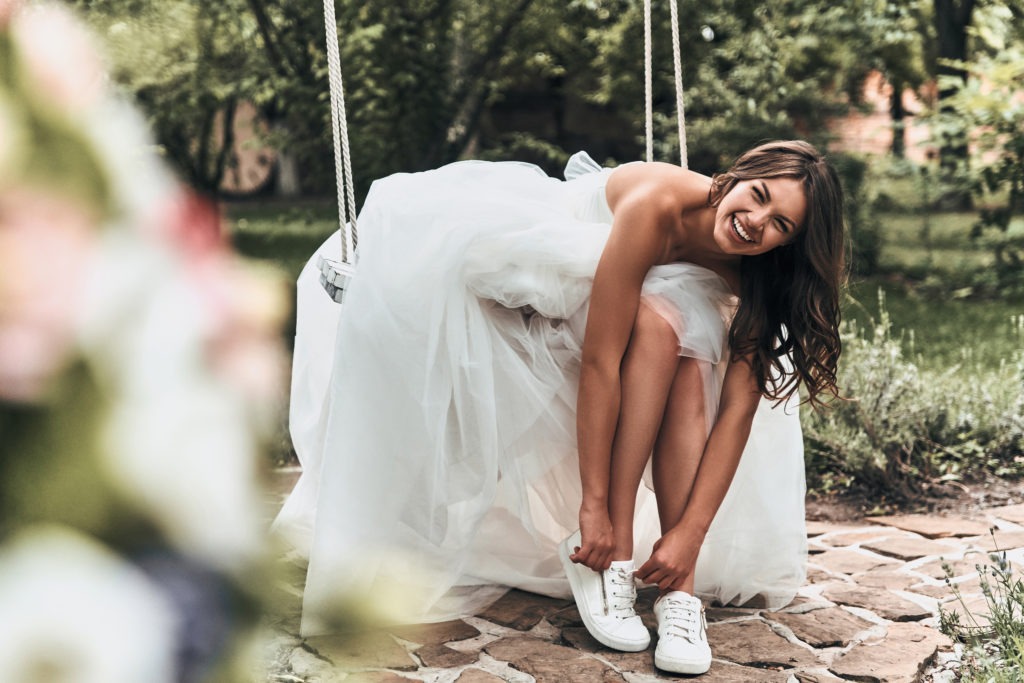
[{"x1": 605, "y1": 161, "x2": 712, "y2": 214}]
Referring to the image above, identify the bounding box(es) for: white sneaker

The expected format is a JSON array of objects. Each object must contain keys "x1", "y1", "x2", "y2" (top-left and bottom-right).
[
  {"x1": 558, "y1": 530, "x2": 651, "y2": 652},
  {"x1": 654, "y1": 590, "x2": 712, "y2": 674}
]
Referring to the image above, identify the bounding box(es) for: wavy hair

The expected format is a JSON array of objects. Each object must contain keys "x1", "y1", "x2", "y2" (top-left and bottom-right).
[{"x1": 708, "y1": 140, "x2": 847, "y2": 408}]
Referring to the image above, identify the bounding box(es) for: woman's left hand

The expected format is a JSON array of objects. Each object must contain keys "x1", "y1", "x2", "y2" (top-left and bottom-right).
[{"x1": 635, "y1": 527, "x2": 702, "y2": 592}]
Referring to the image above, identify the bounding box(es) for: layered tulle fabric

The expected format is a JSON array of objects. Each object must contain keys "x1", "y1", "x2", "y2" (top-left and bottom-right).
[{"x1": 274, "y1": 153, "x2": 807, "y2": 633}]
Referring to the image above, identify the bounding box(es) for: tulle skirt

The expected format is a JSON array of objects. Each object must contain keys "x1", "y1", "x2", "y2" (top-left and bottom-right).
[{"x1": 274, "y1": 154, "x2": 807, "y2": 634}]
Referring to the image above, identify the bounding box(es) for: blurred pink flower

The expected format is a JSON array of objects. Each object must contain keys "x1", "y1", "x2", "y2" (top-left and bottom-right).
[
  {"x1": 201, "y1": 258, "x2": 289, "y2": 408},
  {"x1": 0, "y1": 0, "x2": 19, "y2": 27},
  {"x1": 157, "y1": 189, "x2": 287, "y2": 406},
  {"x1": 10, "y1": 3, "x2": 105, "y2": 111},
  {"x1": 158, "y1": 189, "x2": 226, "y2": 258},
  {"x1": 0, "y1": 187, "x2": 98, "y2": 402}
]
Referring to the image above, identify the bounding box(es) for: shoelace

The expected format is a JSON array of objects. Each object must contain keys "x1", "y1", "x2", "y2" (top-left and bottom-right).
[
  {"x1": 660, "y1": 597, "x2": 704, "y2": 644},
  {"x1": 603, "y1": 566, "x2": 638, "y2": 617}
]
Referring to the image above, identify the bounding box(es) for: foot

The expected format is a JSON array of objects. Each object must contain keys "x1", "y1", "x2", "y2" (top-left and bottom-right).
[
  {"x1": 654, "y1": 590, "x2": 712, "y2": 674},
  {"x1": 558, "y1": 530, "x2": 650, "y2": 652}
]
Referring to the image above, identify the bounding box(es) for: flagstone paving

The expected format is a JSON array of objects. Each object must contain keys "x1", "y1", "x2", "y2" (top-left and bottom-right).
[{"x1": 262, "y1": 475, "x2": 1023, "y2": 682}]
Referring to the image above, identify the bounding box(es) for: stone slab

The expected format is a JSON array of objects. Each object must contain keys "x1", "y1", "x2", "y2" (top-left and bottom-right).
[
  {"x1": 861, "y1": 536, "x2": 961, "y2": 561},
  {"x1": 708, "y1": 619, "x2": 819, "y2": 669},
  {"x1": 913, "y1": 556, "x2": 985, "y2": 580},
  {"x1": 987, "y1": 503, "x2": 1024, "y2": 525},
  {"x1": 795, "y1": 671, "x2": 847, "y2": 683},
  {"x1": 485, "y1": 636, "x2": 625, "y2": 681},
  {"x1": 806, "y1": 521, "x2": 870, "y2": 537},
  {"x1": 546, "y1": 603, "x2": 583, "y2": 628},
  {"x1": 908, "y1": 577, "x2": 982, "y2": 602},
  {"x1": 829, "y1": 622, "x2": 948, "y2": 683},
  {"x1": 963, "y1": 529, "x2": 1024, "y2": 552},
  {"x1": 561, "y1": 626, "x2": 655, "y2": 674},
  {"x1": 289, "y1": 647, "x2": 337, "y2": 680},
  {"x1": 850, "y1": 568, "x2": 918, "y2": 590},
  {"x1": 813, "y1": 548, "x2": 899, "y2": 575},
  {"x1": 344, "y1": 673, "x2": 411, "y2": 683},
  {"x1": 477, "y1": 589, "x2": 572, "y2": 631},
  {"x1": 702, "y1": 660, "x2": 791, "y2": 681},
  {"x1": 820, "y1": 585, "x2": 931, "y2": 622},
  {"x1": 819, "y1": 529, "x2": 907, "y2": 547},
  {"x1": 938, "y1": 594, "x2": 994, "y2": 629},
  {"x1": 390, "y1": 619, "x2": 481, "y2": 646},
  {"x1": 416, "y1": 643, "x2": 480, "y2": 668},
  {"x1": 805, "y1": 566, "x2": 837, "y2": 584},
  {"x1": 867, "y1": 514, "x2": 990, "y2": 539},
  {"x1": 765, "y1": 606, "x2": 874, "y2": 648},
  {"x1": 305, "y1": 631, "x2": 417, "y2": 671}
]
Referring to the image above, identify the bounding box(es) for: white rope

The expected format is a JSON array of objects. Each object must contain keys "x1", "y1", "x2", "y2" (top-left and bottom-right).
[
  {"x1": 643, "y1": 0, "x2": 653, "y2": 163},
  {"x1": 323, "y1": 0, "x2": 357, "y2": 263},
  {"x1": 668, "y1": 0, "x2": 687, "y2": 169},
  {"x1": 643, "y1": 0, "x2": 688, "y2": 167}
]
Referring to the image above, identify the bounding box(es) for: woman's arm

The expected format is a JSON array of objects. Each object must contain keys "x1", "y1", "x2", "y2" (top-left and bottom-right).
[
  {"x1": 635, "y1": 355, "x2": 762, "y2": 590},
  {"x1": 570, "y1": 177, "x2": 672, "y2": 572}
]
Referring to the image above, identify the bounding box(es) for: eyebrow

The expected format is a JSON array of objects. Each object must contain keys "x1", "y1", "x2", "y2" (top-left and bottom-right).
[{"x1": 761, "y1": 181, "x2": 797, "y2": 232}]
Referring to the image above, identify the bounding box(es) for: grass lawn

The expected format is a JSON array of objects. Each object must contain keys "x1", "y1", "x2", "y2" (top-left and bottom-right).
[{"x1": 226, "y1": 200, "x2": 338, "y2": 284}]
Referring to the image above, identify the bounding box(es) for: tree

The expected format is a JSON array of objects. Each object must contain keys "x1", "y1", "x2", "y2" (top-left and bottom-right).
[
  {"x1": 73, "y1": 0, "x2": 880, "y2": 199},
  {"x1": 932, "y1": 0, "x2": 976, "y2": 200},
  {"x1": 939, "y1": 2, "x2": 1024, "y2": 288},
  {"x1": 72, "y1": 0, "x2": 274, "y2": 194}
]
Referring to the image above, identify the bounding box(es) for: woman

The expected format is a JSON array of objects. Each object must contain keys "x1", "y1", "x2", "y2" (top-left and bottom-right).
[
  {"x1": 558, "y1": 141, "x2": 844, "y2": 674},
  {"x1": 274, "y1": 141, "x2": 845, "y2": 674}
]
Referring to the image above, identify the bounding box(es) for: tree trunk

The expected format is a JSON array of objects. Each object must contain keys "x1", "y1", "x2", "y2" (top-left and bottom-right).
[
  {"x1": 890, "y1": 77, "x2": 905, "y2": 159},
  {"x1": 933, "y1": 0, "x2": 974, "y2": 208}
]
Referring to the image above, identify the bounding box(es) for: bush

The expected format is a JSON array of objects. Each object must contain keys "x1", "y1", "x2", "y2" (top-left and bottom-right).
[{"x1": 803, "y1": 290, "x2": 1024, "y2": 499}]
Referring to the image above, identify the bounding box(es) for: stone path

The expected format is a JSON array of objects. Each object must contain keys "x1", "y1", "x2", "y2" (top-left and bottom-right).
[{"x1": 263, "y1": 481, "x2": 1024, "y2": 682}]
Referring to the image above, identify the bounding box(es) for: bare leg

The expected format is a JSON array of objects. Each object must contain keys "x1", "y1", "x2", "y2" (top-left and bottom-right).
[
  {"x1": 651, "y1": 357, "x2": 707, "y2": 593},
  {"x1": 607, "y1": 304, "x2": 680, "y2": 560}
]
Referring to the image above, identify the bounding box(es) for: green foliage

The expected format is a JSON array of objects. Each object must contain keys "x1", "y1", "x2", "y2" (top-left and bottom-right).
[
  {"x1": 933, "y1": 3, "x2": 1024, "y2": 291},
  {"x1": 940, "y1": 536, "x2": 1024, "y2": 681},
  {"x1": 803, "y1": 290, "x2": 1024, "y2": 499},
  {"x1": 73, "y1": 0, "x2": 270, "y2": 192},
  {"x1": 72, "y1": 0, "x2": 907, "y2": 199}
]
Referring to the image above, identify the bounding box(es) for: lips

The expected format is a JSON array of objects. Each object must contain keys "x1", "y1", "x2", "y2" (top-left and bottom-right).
[{"x1": 731, "y1": 215, "x2": 754, "y2": 243}]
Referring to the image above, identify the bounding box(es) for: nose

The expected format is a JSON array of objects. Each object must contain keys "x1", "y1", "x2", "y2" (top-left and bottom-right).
[{"x1": 748, "y1": 207, "x2": 771, "y2": 231}]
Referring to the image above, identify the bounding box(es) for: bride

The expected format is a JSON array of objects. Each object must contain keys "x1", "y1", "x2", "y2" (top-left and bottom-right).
[{"x1": 274, "y1": 140, "x2": 846, "y2": 675}]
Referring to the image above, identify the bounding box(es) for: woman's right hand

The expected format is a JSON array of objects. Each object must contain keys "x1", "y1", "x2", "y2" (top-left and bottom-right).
[{"x1": 570, "y1": 503, "x2": 615, "y2": 571}]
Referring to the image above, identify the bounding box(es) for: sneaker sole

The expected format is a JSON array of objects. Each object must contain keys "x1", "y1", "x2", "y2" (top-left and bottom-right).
[
  {"x1": 654, "y1": 651, "x2": 712, "y2": 675},
  {"x1": 558, "y1": 535, "x2": 650, "y2": 653}
]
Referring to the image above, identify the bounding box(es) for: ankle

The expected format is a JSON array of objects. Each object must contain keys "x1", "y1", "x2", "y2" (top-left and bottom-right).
[{"x1": 611, "y1": 543, "x2": 634, "y2": 562}]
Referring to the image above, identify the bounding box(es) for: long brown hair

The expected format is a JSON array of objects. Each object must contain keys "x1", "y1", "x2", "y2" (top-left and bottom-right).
[{"x1": 708, "y1": 140, "x2": 847, "y2": 408}]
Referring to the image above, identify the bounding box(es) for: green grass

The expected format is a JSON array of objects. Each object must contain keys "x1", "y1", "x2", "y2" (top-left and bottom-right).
[
  {"x1": 846, "y1": 280, "x2": 1024, "y2": 374},
  {"x1": 873, "y1": 211, "x2": 993, "y2": 279},
  {"x1": 224, "y1": 200, "x2": 338, "y2": 282}
]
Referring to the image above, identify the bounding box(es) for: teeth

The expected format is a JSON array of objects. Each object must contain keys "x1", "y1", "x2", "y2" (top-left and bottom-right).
[{"x1": 732, "y1": 216, "x2": 754, "y2": 243}]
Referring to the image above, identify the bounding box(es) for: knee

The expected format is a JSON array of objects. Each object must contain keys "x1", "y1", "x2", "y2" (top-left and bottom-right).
[{"x1": 632, "y1": 303, "x2": 680, "y2": 361}]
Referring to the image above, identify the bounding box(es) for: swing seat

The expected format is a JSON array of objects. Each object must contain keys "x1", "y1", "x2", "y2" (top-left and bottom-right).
[{"x1": 317, "y1": 253, "x2": 355, "y2": 304}]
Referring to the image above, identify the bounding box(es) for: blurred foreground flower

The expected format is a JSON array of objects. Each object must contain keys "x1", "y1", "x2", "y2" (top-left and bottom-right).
[{"x1": 0, "y1": 3, "x2": 287, "y2": 681}]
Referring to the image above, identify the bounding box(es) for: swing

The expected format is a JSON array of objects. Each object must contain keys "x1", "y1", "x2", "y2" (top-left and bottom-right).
[{"x1": 315, "y1": 0, "x2": 689, "y2": 303}]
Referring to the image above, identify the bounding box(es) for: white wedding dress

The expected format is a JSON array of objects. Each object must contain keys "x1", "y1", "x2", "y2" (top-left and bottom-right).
[{"x1": 273, "y1": 153, "x2": 807, "y2": 634}]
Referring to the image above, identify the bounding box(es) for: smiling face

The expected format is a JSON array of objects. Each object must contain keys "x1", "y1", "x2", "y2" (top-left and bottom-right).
[{"x1": 712, "y1": 176, "x2": 807, "y2": 256}]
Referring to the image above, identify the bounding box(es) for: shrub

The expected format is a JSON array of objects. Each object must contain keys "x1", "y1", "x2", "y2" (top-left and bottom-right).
[{"x1": 803, "y1": 291, "x2": 1024, "y2": 499}]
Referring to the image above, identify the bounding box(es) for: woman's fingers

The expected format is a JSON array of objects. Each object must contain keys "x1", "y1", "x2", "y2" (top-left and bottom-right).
[{"x1": 571, "y1": 543, "x2": 612, "y2": 571}]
